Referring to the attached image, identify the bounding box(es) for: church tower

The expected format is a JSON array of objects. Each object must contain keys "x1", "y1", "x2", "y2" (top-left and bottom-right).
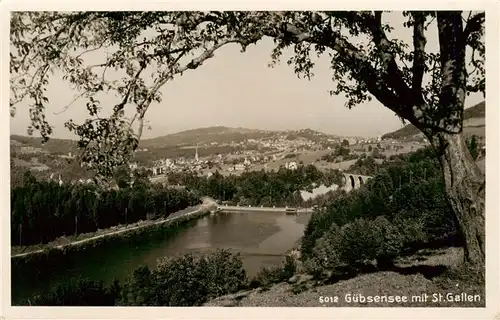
[{"x1": 195, "y1": 146, "x2": 199, "y2": 162}]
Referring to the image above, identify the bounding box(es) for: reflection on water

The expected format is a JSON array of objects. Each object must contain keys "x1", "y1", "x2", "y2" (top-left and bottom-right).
[{"x1": 12, "y1": 211, "x2": 311, "y2": 303}]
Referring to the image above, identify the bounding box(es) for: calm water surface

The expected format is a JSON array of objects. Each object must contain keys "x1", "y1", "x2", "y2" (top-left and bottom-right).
[{"x1": 13, "y1": 211, "x2": 311, "y2": 303}]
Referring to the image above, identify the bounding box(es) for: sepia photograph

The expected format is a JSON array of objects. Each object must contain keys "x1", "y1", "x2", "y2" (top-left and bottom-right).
[{"x1": 2, "y1": 1, "x2": 499, "y2": 318}]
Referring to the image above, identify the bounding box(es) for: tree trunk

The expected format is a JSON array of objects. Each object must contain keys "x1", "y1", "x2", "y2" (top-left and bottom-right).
[{"x1": 429, "y1": 131, "x2": 485, "y2": 278}]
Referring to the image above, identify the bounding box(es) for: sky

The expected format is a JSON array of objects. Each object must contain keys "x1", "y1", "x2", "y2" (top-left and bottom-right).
[{"x1": 9, "y1": 12, "x2": 484, "y2": 140}]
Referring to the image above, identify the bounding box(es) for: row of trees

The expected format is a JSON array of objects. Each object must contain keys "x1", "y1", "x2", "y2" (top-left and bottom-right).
[
  {"x1": 321, "y1": 144, "x2": 352, "y2": 162},
  {"x1": 345, "y1": 156, "x2": 381, "y2": 176},
  {"x1": 168, "y1": 165, "x2": 344, "y2": 206},
  {"x1": 10, "y1": 162, "x2": 343, "y2": 247},
  {"x1": 11, "y1": 171, "x2": 200, "y2": 246},
  {"x1": 346, "y1": 149, "x2": 429, "y2": 176},
  {"x1": 321, "y1": 145, "x2": 388, "y2": 164}
]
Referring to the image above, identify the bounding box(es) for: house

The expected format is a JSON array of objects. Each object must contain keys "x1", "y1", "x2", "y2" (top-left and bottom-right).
[
  {"x1": 129, "y1": 162, "x2": 138, "y2": 170},
  {"x1": 243, "y1": 157, "x2": 251, "y2": 167},
  {"x1": 285, "y1": 161, "x2": 298, "y2": 170}
]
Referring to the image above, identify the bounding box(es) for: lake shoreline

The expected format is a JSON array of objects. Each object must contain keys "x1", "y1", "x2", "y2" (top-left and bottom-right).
[
  {"x1": 11, "y1": 204, "x2": 216, "y2": 304},
  {"x1": 11, "y1": 206, "x2": 311, "y2": 304},
  {"x1": 11, "y1": 200, "x2": 313, "y2": 258},
  {"x1": 11, "y1": 202, "x2": 216, "y2": 259}
]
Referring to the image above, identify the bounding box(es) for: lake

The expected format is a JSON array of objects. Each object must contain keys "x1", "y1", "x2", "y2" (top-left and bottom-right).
[{"x1": 12, "y1": 210, "x2": 311, "y2": 304}]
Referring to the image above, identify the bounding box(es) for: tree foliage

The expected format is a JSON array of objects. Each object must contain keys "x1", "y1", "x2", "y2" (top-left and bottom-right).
[
  {"x1": 21, "y1": 249, "x2": 246, "y2": 306},
  {"x1": 10, "y1": 11, "x2": 262, "y2": 179},
  {"x1": 301, "y1": 147, "x2": 456, "y2": 259},
  {"x1": 167, "y1": 165, "x2": 343, "y2": 206},
  {"x1": 10, "y1": 11, "x2": 485, "y2": 178},
  {"x1": 11, "y1": 172, "x2": 200, "y2": 246},
  {"x1": 118, "y1": 249, "x2": 247, "y2": 306},
  {"x1": 26, "y1": 277, "x2": 120, "y2": 306},
  {"x1": 10, "y1": 10, "x2": 486, "y2": 273}
]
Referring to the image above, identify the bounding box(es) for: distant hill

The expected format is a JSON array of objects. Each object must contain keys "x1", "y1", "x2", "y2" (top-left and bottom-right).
[
  {"x1": 139, "y1": 126, "x2": 343, "y2": 149},
  {"x1": 381, "y1": 101, "x2": 485, "y2": 140},
  {"x1": 10, "y1": 135, "x2": 78, "y2": 155},
  {"x1": 283, "y1": 128, "x2": 343, "y2": 142},
  {"x1": 139, "y1": 126, "x2": 274, "y2": 148},
  {"x1": 10, "y1": 126, "x2": 350, "y2": 157}
]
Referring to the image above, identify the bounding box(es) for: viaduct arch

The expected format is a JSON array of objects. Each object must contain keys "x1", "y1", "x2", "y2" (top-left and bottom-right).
[{"x1": 341, "y1": 173, "x2": 373, "y2": 191}]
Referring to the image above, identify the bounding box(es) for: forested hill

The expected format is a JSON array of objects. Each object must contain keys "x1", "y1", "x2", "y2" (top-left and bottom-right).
[
  {"x1": 11, "y1": 126, "x2": 345, "y2": 154},
  {"x1": 382, "y1": 101, "x2": 485, "y2": 140},
  {"x1": 139, "y1": 126, "x2": 275, "y2": 148},
  {"x1": 10, "y1": 135, "x2": 78, "y2": 155},
  {"x1": 138, "y1": 126, "x2": 344, "y2": 148}
]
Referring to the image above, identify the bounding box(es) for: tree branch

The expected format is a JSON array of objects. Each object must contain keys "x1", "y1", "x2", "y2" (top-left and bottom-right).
[
  {"x1": 412, "y1": 12, "x2": 427, "y2": 98},
  {"x1": 437, "y1": 12, "x2": 466, "y2": 93},
  {"x1": 463, "y1": 12, "x2": 485, "y2": 44},
  {"x1": 53, "y1": 91, "x2": 87, "y2": 115},
  {"x1": 368, "y1": 11, "x2": 416, "y2": 106},
  {"x1": 113, "y1": 65, "x2": 146, "y2": 115},
  {"x1": 436, "y1": 11, "x2": 467, "y2": 132},
  {"x1": 262, "y1": 14, "x2": 418, "y2": 121},
  {"x1": 131, "y1": 37, "x2": 242, "y2": 141}
]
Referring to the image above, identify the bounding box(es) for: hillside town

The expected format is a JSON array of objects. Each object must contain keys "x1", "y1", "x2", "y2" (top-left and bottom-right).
[
  {"x1": 145, "y1": 135, "x2": 425, "y2": 179},
  {"x1": 10, "y1": 126, "x2": 487, "y2": 187}
]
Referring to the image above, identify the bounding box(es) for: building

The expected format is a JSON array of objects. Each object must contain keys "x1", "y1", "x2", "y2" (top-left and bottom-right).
[
  {"x1": 285, "y1": 161, "x2": 298, "y2": 170},
  {"x1": 152, "y1": 166, "x2": 167, "y2": 176},
  {"x1": 129, "y1": 162, "x2": 138, "y2": 170},
  {"x1": 243, "y1": 157, "x2": 251, "y2": 167},
  {"x1": 20, "y1": 146, "x2": 46, "y2": 154},
  {"x1": 59, "y1": 151, "x2": 75, "y2": 160}
]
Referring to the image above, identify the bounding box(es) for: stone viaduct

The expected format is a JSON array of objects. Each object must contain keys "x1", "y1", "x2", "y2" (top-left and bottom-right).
[{"x1": 341, "y1": 173, "x2": 373, "y2": 191}]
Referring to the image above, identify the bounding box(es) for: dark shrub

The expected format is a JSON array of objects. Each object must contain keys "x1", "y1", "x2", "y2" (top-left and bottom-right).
[
  {"x1": 201, "y1": 249, "x2": 247, "y2": 299},
  {"x1": 302, "y1": 257, "x2": 326, "y2": 279},
  {"x1": 306, "y1": 216, "x2": 429, "y2": 273},
  {"x1": 27, "y1": 278, "x2": 117, "y2": 306},
  {"x1": 310, "y1": 223, "x2": 343, "y2": 270},
  {"x1": 118, "y1": 265, "x2": 156, "y2": 306},
  {"x1": 153, "y1": 253, "x2": 208, "y2": 306},
  {"x1": 339, "y1": 218, "x2": 381, "y2": 264},
  {"x1": 392, "y1": 216, "x2": 427, "y2": 245},
  {"x1": 252, "y1": 255, "x2": 298, "y2": 287},
  {"x1": 371, "y1": 216, "x2": 404, "y2": 268},
  {"x1": 282, "y1": 255, "x2": 297, "y2": 280},
  {"x1": 121, "y1": 249, "x2": 247, "y2": 306},
  {"x1": 301, "y1": 147, "x2": 459, "y2": 265},
  {"x1": 253, "y1": 265, "x2": 285, "y2": 288}
]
